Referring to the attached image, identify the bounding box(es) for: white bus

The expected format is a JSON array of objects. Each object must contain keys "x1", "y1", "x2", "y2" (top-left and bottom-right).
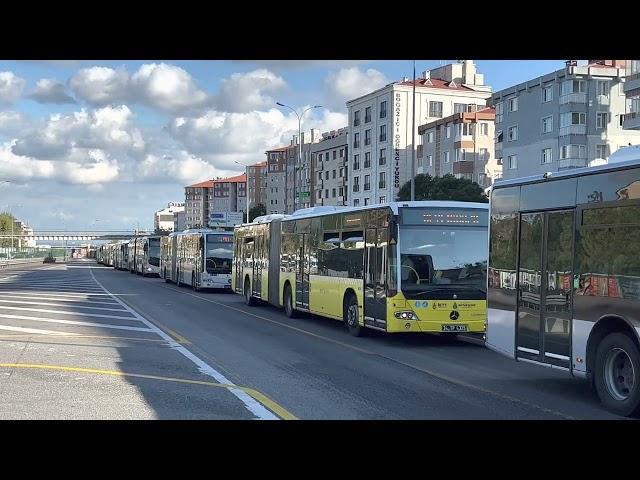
[
  {"x1": 133, "y1": 235, "x2": 161, "y2": 276},
  {"x1": 161, "y1": 229, "x2": 233, "y2": 290}
]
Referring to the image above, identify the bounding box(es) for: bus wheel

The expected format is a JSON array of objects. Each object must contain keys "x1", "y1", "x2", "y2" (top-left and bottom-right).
[
  {"x1": 594, "y1": 332, "x2": 640, "y2": 417},
  {"x1": 244, "y1": 278, "x2": 254, "y2": 306},
  {"x1": 344, "y1": 294, "x2": 364, "y2": 337},
  {"x1": 283, "y1": 284, "x2": 296, "y2": 317}
]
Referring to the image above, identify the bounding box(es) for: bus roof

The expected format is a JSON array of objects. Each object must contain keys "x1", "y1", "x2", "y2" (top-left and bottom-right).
[
  {"x1": 492, "y1": 157, "x2": 640, "y2": 190},
  {"x1": 238, "y1": 201, "x2": 488, "y2": 226}
]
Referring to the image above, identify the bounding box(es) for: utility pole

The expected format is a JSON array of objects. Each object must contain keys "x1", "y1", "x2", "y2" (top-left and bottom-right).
[{"x1": 411, "y1": 60, "x2": 416, "y2": 202}]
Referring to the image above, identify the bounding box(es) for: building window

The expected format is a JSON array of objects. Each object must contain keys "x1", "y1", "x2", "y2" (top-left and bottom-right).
[
  {"x1": 364, "y1": 152, "x2": 371, "y2": 169},
  {"x1": 561, "y1": 79, "x2": 585, "y2": 95},
  {"x1": 454, "y1": 103, "x2": 466, "y2": 114},
  {"x1": 379, "y1": 196, "x2": 386, "y2": 203},
  {"x1": 333, "y1": 150, "x2": 337, "y2": 160},
  {"x1": 479, "y1": 148, "x2": 488, "y2": 161},
  {"x1": 340, "y1": 148, "x2": 344, "y2": 158},
  {"x1": 353, "y1": 198, "x2": 360, "y2": 207},
  {"x1": 364, "y1": 129, "x2": 371, "y2": 146},
  {"x1": 507, "y1": 155, "x2": 517, "y2": 169},
  {"x1": 417, "y1": 156, "x2": 423, "y2": 168},
  {"x1": 365, "y1": 106, "x2": 371, "y2": 123},
  {"x1": 379, "y1": 148, "x2": 386, "y2": 165},
  {"x1": 317, "y1": 190, "x2": 322, "y2": 199},
  {"x1": 353, "y1": 176, "x2": 360, "y2": 192},
  {"x1": 597, "y1": 80, "x2": 610, "y2": 97},
  {"x1": 427, "y1": 131, "x2": 434, "y2": 143},
  {"x1": 353, "y1": 110, "x2": 360, "y2": 127},
  {"x1": 541, "y1": 148, "x2": 553, "y2": 164},
  {"x1": 318, "y1": 171, "x2": 322, "y2": 181},
  {"x1": 364, "y1": 174, "x2": 370, "y2": 191},
  {"x1": 443, "y1": 151, "x2": 450, "y2": 164},
  {"x1": 541, "y1": 115, "x2": 553, "y2": 134},
  {"x1": 380, "y1": 101, "x2": 387, "y2": 119},
  {"x1": 339, "y1": 187, "x2": 344, "y2": 197},
  {"x1": 379, "y1": 125, "x2": 387, "y2": 142},
  {"x1": 542, "y1": 84, "x2": 553, "y2": 103},
  {"x1": 560, "y1": 144, "x2": 586, "y2": 159},
  {"x1": 508, "y1": 97, "x2": 518, "y2": 112},
  {"x1": 429, "y1": 101, "x2": 443, "y2": 118},
  {"x1": 479, "y1": 122, "x2": 488, "y2": 135},
  {"x1": 364, "y1": 198, "x2": 370, "y2": 206},
  {"x1": 507, "y1": 125, "x2": 518, "y2": 142},
  {"x1": 596, "y1": 112, "x2": 609, "y2": 129},
  {"x1": 325, "y1": 189, "x2": 329, "y2": 198},
  {"x1": 354, "y1": 132, "x2": 360, "y2": 148},
  {"x1": 560, "y1": 112, "x2": 586, "y2": 127},
  {"x1": 332, "y1": 169, "x2": 336, "y2": 179},
  {"x1": 446, "y1": 124, "x2": 451, "y2": 138},
  {"x1": 596, "y1": 144, "x2": 609, "y2": 159},
  {"x1": 339, "y1": 167, "x2": 344, "y2": 177},
  {"x1": 427, "y1": 154, "x2": 433, "y2": 167},
  {"x1": 379, "y1": 172, "x2": 386, "y2": 189},
  {"x1": 495, "y1": 102, "x2": 503, "y2": 124},
  {"x1": 325, "y1": 171, "x2": 329, "y2": 180},
  {"x1": 354, "y1": 154, "x2": 360, "y2": 170}
]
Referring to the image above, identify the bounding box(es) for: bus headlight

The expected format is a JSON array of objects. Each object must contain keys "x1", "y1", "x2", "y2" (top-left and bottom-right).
[{"x1": 394, "y1": 311, "x2": 417, "y2": 320}]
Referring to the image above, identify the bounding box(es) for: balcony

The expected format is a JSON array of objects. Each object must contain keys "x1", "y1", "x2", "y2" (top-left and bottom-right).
[
  {"x1": 624, "y1": 111, "x2": 640, "y2": 130},
  {"x1": 559, "y1": 92, "x2": 586, "y2": 104},
  {"x1": 559, "y1": 125, "x2": 586, "y2": 136},
  {"x1": 624, "y1": 73, "x2": 640, "y2": 93},
  {"x1": 596, "y1": 94, "x2": 610, "y2": 106},
  {"x1": 559, "y1": 158, "x2": 588, "y2": 169}
]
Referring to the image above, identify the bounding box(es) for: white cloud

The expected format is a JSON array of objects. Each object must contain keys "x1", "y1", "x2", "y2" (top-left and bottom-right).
[
  {"x1": 215, "y1": 69, "x2": 287, "y2": 112},
  {"x1": 234, "y1": 60, "x2": 369, "y2": 70},
  {"x1": 69, "y1": 66, "x2": 130, "y2": 105},
  {"x1": 0, "y1": 111, "x2": 31, "y2": 137},
  {"x1": 135, "y1": 151, "x2": 236, "y2": 185},
  {"x1": 11, "y1": 105, "x2": 145, "y2": 159},
  {"x1": 29, "y1": 79, "x2": 76, "y2": 104},
  {"x1": 324, "y1": 67, "x2": 388, "y2": 110},
  {"x1": 0, "y1": 71, "x2": 25, "y2": 104}
]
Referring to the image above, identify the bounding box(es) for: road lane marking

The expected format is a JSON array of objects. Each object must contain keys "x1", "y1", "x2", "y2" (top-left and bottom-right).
[
  {"x1": 0, "y1": 325, "x2": 81, "y2": 335},
  {"x1": 91, "y1": 269, "x2": 282, "y2": 421},
  {"x1": 0, "y1": 299, "x2": 128, "y2": 312},
  {"x1": 0, "y1": 292, "x2": 120, "y2": 303},
  {"x1": 0, "y1": 362, "x2": 297, "y2": 420},
  {"x1": 0, "y1": 290, "x2": 118, "y2": 297},
  {"x1": 160, "y1": 285, "x2": 576, "y2": 420},
  {"x1": 0, "y1": 313, "x2": 154, "y2": 332},
  {"x1": 0, "y1": 333, "x2": 171, "y2": 343},
  {"x1": 0, "y1": 305, "x2": 140, "y2": 321}
]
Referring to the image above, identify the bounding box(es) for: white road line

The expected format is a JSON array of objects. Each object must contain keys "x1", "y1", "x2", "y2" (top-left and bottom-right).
[
  {"x1": 90, "y1": 268, "x2": 278, "y2": 420},
  {"x1": 0, "y1": 283, "x2": 105, "y2": 291},
  {"x1": 0, "y1": 294, "x2": 120, "y2": 305},
  {"x1": 0, "y1": 281, "x2": 104, "y2": 289},
  {"x1": 0, "y1": 324, "x2": 81, "y2": 336},
  {"x1": 0, "y1": 313, "x2": 155, "y2": 332},
  {"x1": 0, "y1": 305, "x2": 140, "y2": 321},
  {"x1": 0, "y1": 290, "x2": 117, "y2": 298},
  {"x1": 0, "y1": 299, "x2": 128, "y2": 312}
]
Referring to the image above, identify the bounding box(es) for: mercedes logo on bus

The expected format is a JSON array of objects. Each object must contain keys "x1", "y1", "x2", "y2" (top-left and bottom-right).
[{"x1": 449, "y1": 311, "x2": 459, "y2": 321}]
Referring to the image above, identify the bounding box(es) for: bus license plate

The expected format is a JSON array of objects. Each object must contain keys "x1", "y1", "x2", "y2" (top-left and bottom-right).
[{"x1": 442, "y1": 324, "x2": 468, "y2": 332}]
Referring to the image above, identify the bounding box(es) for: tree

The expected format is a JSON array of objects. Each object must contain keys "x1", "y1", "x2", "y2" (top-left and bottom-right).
[
  {"x1": 0, "y1": 212, "x2": 16, "y2": 248},
  {"x1": 397, "y1": 174, "x2": 488, "y2": 203},
  {"x1": 249, "y1": 203, "x2": 267, "y2": 222}
]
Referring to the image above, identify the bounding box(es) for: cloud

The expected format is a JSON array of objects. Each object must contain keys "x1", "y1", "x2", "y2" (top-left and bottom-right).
[
  {"x1": 215, "y1": 69, "x2": 287, "y2": 113},
  {"x1": 11, "y1": 105, "x2": 145, "y2": 160},
  {"x1": 69, "y1": 66, "x2": 130, "y2": 105},
  {"x1": 324, "y1": 67, "x2": 389, "y2": 110},
  {"x1": 234, "y1": 60, "x2": 369, "y2": 70},
  {"x1": 29, "y1": 79, "x2": 76, "y2": 104},
  {"x1": 0, "y1": 111, "x2": 31, "y2": 137},
  {"x1": 0, "y1": 71, "x2": 25, "y2": 104},
  {"x1": 135, "y1": 151, "x2": 237, "y2": 185}
]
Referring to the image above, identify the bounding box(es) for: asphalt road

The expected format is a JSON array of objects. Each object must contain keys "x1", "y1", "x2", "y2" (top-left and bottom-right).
[{"x1": 0, "y1": 260, "x2": 625, "y2": 419}]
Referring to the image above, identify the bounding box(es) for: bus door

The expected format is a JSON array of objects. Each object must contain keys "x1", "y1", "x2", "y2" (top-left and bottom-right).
[
  {"x1": 253, "y1": 234, "x2": 263, "y2": 298},
  {"x1": 364, "y1": 228, "x2": 388, "y2": 328},
  {"x1": 234, "y1": 236, "x2": 243, "y2": 291},
  {"x1": 295, "y1": 233, "x2": 310, "y2": 309},
  {"x1": 516, "y1": 210, "x2": 573, "y2": 368}
]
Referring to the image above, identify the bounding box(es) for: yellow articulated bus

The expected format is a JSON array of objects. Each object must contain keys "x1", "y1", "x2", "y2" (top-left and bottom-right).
[{"x1": 232, "y1": 201, "x2": 488, "y2": 336}]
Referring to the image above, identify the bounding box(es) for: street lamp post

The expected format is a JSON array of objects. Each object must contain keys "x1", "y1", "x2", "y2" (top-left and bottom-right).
[
  {"x1": 276, "y1": 102, "x2": 322, "y2": 213},
  {"x1": 234, "y1": 160, "x2": 250, "y2": 224}
]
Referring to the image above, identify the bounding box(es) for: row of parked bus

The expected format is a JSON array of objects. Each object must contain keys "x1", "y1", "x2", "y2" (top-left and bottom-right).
[
  {"x1": 96, "y1": 229, "x2": 235, "y2": 290},
  {"x1": 96, "y1": 156, "x2": 640, "y2": 416}
]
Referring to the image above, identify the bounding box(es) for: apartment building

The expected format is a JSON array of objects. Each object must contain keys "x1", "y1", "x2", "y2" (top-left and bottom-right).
[
  {"x1": 247, "y1": 161, "x2": 267, "y2": 210},
  {"x1": 184, "y1": 174, "x2": 247, "y2": 228},
  {"x1": 265, "y1": 146, "x2": 287, "y2": 214},
  {"x1": 154, "y1": 201, "x2": 185, "y2": 233},
  {"x1": 346, "y1": 60, "x2": 491, "y2": 206},
  {"x1": 623, "y1": 60, "x2": 640, "y2": 130},
  {"x1": 311, "y1": 127, "x2": 348, "y2": 206},
  {"x1": 491, "y1": 60, "x2": 640, "y2": 180},
  {"x1": 418, "y1": 106, "x2": 501, "y2": 187},
  {"x1": 285, "y1": 129, "x2": 321, "y2": 212}
]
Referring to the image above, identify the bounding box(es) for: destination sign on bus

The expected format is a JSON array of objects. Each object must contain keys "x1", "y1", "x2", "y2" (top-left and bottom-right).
[
  {"x1": 209, "y1": 234, "x2": 233, "y2": 243},
  {"x1": 400, "y1": 208, "x2": 488, "y2": 226}
]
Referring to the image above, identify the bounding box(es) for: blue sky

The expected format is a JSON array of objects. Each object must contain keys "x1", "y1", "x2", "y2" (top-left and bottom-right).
[{"x1": 0, "y1": 59, "x2": 567, "y2": 231}]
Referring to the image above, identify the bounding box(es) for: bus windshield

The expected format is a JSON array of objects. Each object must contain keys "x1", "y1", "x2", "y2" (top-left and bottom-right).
[
  {"x1": 148, "y1": 238, "x2": 160, "y2": 259},
  {"x1": 399, "y1": 226, "x2": 487, "y2": 299},
  {"x1": 206, "y1": 235, "x2": 233, "y2": 274}
]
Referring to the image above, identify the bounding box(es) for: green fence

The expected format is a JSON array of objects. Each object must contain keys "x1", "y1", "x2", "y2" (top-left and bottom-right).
[{"x1": 0, "y1": 246, "x2": 66, "y2": 261}]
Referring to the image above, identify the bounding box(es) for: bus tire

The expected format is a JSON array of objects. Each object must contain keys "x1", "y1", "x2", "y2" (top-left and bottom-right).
[
  {"x1": 344, "y1": 293, "x2": 364, "y2": 337},
  {"x1": 244, "y1": 277, "x2": 255, "y2": 306},
  {"x1": 283, "y1": 283, "x2": 296, "y2": 318},
  {"x1": 594, "y1": 332, "x2": 640, "y2": 417}
]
